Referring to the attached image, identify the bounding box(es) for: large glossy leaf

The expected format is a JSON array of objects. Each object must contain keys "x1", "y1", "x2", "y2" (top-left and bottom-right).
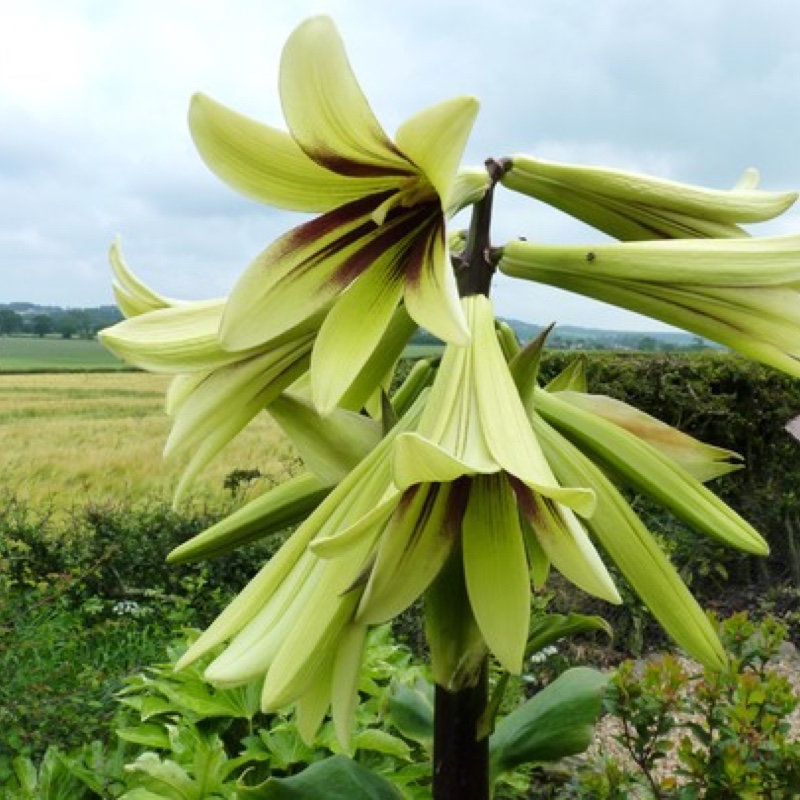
[
  {"x1": 387, "y1": 680, "x2": 434, "y2": 748},
  {"x1": 239, "y1": 755, "x2": 403, "y2": 799},
  {"x1": 488, "y1": 667, "x2": 609, "y2": 780}
]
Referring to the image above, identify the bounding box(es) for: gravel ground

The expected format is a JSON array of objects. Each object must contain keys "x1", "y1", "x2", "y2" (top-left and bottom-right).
[{"x1": 580, "y1": 644, "x2": 800, "y2": 789}]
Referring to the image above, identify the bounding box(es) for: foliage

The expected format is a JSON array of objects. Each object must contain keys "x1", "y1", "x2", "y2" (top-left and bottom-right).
[
  {"x1": 540, "y1": 351, "x2": 800, "y2": 589},
  {"x1": 0, "y1": 498, "x2": 291, "y2": 761},
  {"x1": 571, "y1": 613, "x2": 800, "y2": 798}
]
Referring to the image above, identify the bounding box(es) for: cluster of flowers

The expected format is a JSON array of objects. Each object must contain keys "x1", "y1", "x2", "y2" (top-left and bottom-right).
[{"x1": 102, "y1": 16, "x2": 800, "y2": 747}]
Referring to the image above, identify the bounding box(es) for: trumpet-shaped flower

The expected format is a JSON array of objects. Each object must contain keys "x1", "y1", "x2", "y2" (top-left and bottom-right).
[
  {"x1": 500, "y1": 234, "x2": 800, "y2": 379},
  {"x1": 100, "y1": 243, "x2": 402, "y2": 499},
  {"x1": 501, "y1": 157, "x2": 797, "y2": 241},
  {"x1": 175, "y1": 396, "x2": 425, "y2": 747},
  {"x1": 505, "y1": 340, "x2": 767, "y2": 669},
  {"x1": 359, "y1": 295, "x2": 621, "y2": 679},
  {"x1": 189, "y1": 16, "x2": 486, "y2": 412}
]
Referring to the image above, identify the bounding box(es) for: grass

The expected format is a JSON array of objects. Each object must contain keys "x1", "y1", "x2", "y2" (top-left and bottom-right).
[
  {"x1": 0, "y1": 372, "x2": 299, "y2": 510},
  {"x1": 0, "y1": 335, "x2": 126, "y2": 372}
]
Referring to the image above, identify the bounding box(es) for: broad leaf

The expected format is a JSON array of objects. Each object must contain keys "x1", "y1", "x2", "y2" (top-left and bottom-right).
[
  {"x1": 388, "y1": 680, "x2": 434, "y2": 748},
  {"x1": 489, "y1": 667, "x2": 609, "y2": 780},
  {"x1": 238, "y1": 755, "x2": 403, "y2": 799}
]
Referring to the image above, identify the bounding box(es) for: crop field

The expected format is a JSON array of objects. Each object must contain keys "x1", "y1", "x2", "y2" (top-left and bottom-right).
[
  {"x1": 0, "y1": 335, "x2": 126, "y2": 371},
  {"x1": 0, "y1": 372, "x2": 299, "y2": 510}
]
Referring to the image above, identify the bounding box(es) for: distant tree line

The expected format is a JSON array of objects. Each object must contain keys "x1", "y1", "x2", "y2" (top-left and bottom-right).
[
  {"x1": 410, "y1": 326, "x2": 711, "y2": 353},
  {"x1": 0, "y1": 305, "x2": 123, "y2": 339}
]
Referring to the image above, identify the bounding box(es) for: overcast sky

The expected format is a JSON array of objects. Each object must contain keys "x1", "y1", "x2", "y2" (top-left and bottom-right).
[{"x1": 2, "y1": 0, "x2": 799, "y2": 330}]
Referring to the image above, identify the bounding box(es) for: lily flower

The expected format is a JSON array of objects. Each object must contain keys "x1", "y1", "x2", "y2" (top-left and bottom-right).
[
  {"x1": 506, "y1": 340, "x2": 767, "y2": 669},
  {"x1": 501, "y1": 157, "x2": 797, "y2": 241},
  {"x1": 357, "y1": 295, "x2": 618, "y2": 681},
  {"x1": 100, "y1": 243, "x2": 405, "y2": 500},
  {"x1": 499, "y1": 234, "x2": 800, "y2": 379},
  {"x1": 175, "y1": 396, "x2": 426, "y2": 747},
  {"x1": 188, "y1": 16, "x2": 487, "y2": 412}
]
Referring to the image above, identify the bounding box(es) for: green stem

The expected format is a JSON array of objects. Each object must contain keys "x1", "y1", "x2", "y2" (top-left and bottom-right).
[
  {"x1": 455, "y1": 158, "x2": 507, "y2": 298},
  {"x1": 429, "y1": 159, "x2": 507, "y2": 796}
]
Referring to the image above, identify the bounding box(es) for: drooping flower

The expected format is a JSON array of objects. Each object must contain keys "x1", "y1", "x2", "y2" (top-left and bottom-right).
[
  {"x1": 505, "y1": 334, "x2": 767, "y2": 671},
  {"x1": 499, "y1": 234, "x2": 800, "y2": 378},
  {"x1": 188, "y1": 16, "x2": 487, "y2": 412},
  {"x1": 501, "y1": 157, "x2": 797, "y2": 240},
  {"x1": 100, "y1": 242, "x2": 404, "y2": 499}
]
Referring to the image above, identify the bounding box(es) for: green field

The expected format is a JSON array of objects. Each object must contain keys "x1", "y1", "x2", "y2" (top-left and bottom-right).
[{"x1": 0, "y1": 335, "x2": 127, "y2": 371}]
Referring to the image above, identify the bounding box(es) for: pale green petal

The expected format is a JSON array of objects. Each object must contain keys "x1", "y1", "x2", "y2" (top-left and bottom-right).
[
  {"x1": 261, "y1": 575, "x2": 361, "y2": 710},
  {"x1": 176, "y1": 520, "x2": 322, "y2": 669},
  {"x1": 502, "y1": 156, "x2": 797, "y2": 240},
  {"x1": 311, "y1": 253, "x2": 405, "y2": 415},
  {"x1": 520, "y1": 516, "x2": 550, "y2": 589},
  {"x1": 296, "y1": 657, "x2": 333, "y2": 745},
  {"x1": 403, "y1": 221, "x2": 470, "y2": 346},
  {"x1": 413, "y1": 326, "x2": 497, "y2": 469},
  {"x1": 516, "y1": 487, "x2": 620, "y2": 604},
  {"x1": 206, "y1": 554, "x2": 322, "y2": 686},
  {"x1": 555, "y1": 390, "x2": 743, "y2": 482},
  {"x1": 168, "y1": 472, "x2": 329, "y2": 564},
  {"x1": 499, "y1": 238, "x2": 800, "y2": 378},
  {"x1": 339, "y1": 305, "x2": 418, "y2": 414},
  {"x1": 447, "y1": 168, "x2": 491, "y2": 217},
  {"x1": 167, "y1": 340, "x2": 313, "y2": 500},
  {"x1": 357, "y1": 483, "x2": 459, "y2": 624},
  {"x1": 534, "y1": 388, "x2": 768, "y2": 554},
  {"x1": 280, "y1": 16, "x2": 409, "y2": 177},
  {"x1": 189, "y1": 93, "x2": 390, "y2": 212},
  {"x1": 100, "y1": 300, "x2": 242, "y2": 373},
  {"x1": 311, "y1": 493, "x2": 400, "y2": 559},
  {"x1": 269, "y1": 392, "x2": 382, "y2": 485},
  {"x1": 501, "y1": 235, "x2": 800, "y2": 287},
  {"x1": 165, "y1": 373, "x2": 207, "y2": 417},
  {"x1": 462, "y1": 475, "x2": 530, "y2": 674},
  {"x1": 331, "y1": 623, "x2": 368, "y2": 749},
  {"x1": 110, "y1": 239, "x2": 175, "y2": 317},
  {"x1": 219, "y1": 199, "x2": 398, "y2": 352},
  {"x1": 470, "y1": 295, "x2": 595, "y2": 516},
  {"x1": 180, "y1": 405, "x2": 415, "y2": 671},
  {"x1": 535, "y1": 415, "x2": 727, "y2": 670},
  {"x1": 394, "y1": 432, "x2": 497, "y2": 490},
  {"x1": 395, "y1": 96, "x2": 479, "y2": 207}
]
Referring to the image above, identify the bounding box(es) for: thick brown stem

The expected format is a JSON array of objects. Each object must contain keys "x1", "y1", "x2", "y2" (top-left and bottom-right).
[{"x1": 433, "y1": 658, "x2": 490, "y2": 800}]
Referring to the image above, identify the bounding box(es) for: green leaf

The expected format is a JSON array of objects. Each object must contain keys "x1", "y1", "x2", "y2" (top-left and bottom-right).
[
  {"x1": 123, "y1": 753, "x2": 200, "y2": 800},
  {"x1": 526, "y1": 613, "x2": 613, "y2": 657},
  {"x1": 116, "y1": 723, "x2": 171, "y2": 749},
  {"x1": 238, "y1": 755, "x2": 404, "y2": 799},
  {"x1": 351, "y1": 729, "x2": 412, "y2": 760},
  {"x1": 388, "y1": 680, "x2": 434, "y2": 748},
  {"x1": 489, "y1": 667, "x2": 609, "y2": 779}
]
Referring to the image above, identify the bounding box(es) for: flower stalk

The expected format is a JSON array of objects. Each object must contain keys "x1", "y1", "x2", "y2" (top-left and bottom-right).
[{"x1": 432, "y1": 162, "x2": 503, "y2": 800}]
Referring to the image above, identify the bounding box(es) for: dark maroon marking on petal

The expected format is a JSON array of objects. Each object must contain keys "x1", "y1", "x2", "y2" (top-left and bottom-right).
[
  {"x1": 444, "y1": 476, "x2": 472, "y2": 539},
  {"x1": 327, "y1": 205, "x2": 435, "y2": 288},
  {"x1": 402, "y1": 211, "x2": 445, "y2": 290},
  {"x1": 396, "y1": 484, "x2": 422, "y2": 517},
  {"x1": 284, "y1": 191, "x2": 393, "y2": 251},
  {"x1": 312, "y1": 149, "x2": 413, "y2": 179},
  {"x1": 506, "y1": 474, "x2": 540, "y2": 524}
]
